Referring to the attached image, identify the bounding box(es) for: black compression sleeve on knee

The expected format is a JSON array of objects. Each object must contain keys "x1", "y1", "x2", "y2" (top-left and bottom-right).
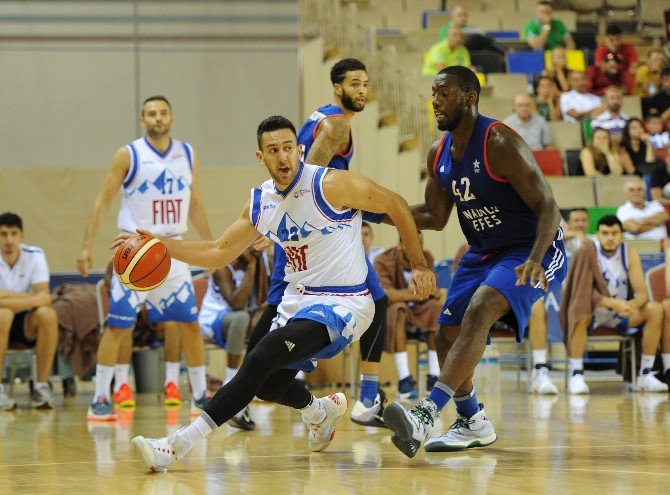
[
  {"x1": 257, "y1": 368, "x2": 312, "y2": 409},
  {"x1": 246, "y1": 304, "x2": 278, "y2": 354},
  {"x1": 359, "y1": 295, "x2": 387, "y2": 363},
  {"x1": 204, "y1": 318, "x2": 330, "y2": 426}
]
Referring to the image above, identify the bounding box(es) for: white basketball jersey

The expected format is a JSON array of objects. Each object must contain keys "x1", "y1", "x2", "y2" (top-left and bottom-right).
[
  {"x1": 200, "y1": 266, "x2": 245, "y2": 315},
  {"x1": 595, "y1": 240, "x2": 629, "y2": 300},
  {"x1": 250, "y1": 163, "x2": 368, "y2": 293},
  {"x1": 117, "y1": 137, "x2": 193, "y2": 237}
]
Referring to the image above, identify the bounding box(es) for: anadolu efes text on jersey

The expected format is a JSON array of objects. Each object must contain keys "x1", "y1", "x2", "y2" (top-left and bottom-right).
[
  {"x1": 250, "y1": 163, "x2": 368, "y2": 291},
  {"x1": 118, "y1": 137, "x2": 194, "y2": 237},
  {"x1": 433, "y1": 115, "x2": 541, "y2": 252}
]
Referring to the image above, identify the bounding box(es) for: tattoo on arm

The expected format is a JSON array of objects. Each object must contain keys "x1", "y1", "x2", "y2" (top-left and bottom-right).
[{"x1": 306, "y1": 119, "x2": 350, "y2": 166}]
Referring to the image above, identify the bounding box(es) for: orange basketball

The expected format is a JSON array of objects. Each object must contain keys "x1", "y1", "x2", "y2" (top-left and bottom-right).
[{"x1": 113, "y1": 234, "x2": 171, "y2": 291}]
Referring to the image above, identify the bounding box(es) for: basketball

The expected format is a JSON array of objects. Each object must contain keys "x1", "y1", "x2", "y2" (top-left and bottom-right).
[{"x1": 113, "y1": 234, "x2": 171, "y2": 291}]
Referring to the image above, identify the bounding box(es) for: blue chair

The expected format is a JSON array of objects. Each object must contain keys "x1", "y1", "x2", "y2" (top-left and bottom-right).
[
  {"x1": 506, "y1": 50, "x2": 545, "y2": 75},
  {"x1": 643, "y1": 173, "x2": 652, "y2": 200}
]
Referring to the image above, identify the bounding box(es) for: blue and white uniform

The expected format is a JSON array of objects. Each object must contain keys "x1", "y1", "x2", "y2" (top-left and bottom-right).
[
  {"x1": 251, "y1": 163, "x2": 374, "y2": 371},
  {"x1": 108, "y1": 136, "x2": 198, "y2": 328},
  {"x1": 591, "y1": 240, "x2": 633, "y2": 334},
  {"x1": 267, "y1": 104, "x2": 385, "y2": 308},
  {"x1": 435, "y1": 115, "x2": 567, "y2": 340},
  {"x1": 198, "y1": 267, "x2": 244, "y2": 347}
]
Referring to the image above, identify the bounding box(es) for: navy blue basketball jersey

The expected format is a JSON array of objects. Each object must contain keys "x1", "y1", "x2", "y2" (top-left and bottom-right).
[
  {"x1": 433, "y1": 115, "x2": 540, "y2": 252},
  {"x1": 297, "y1": 104, "x2": 353, "y2": 170}
]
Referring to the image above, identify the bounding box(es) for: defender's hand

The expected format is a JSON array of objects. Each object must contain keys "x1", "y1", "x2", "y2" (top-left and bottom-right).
[
  {"x1": 409, "y1": 266, "x2": 437, "y2": 300},
  {"x1": 515, "y1": 259, "x2": 548, "y2": 291}
]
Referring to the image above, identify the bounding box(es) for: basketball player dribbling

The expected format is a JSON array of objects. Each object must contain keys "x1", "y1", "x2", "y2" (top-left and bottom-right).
[
  {"x1": 129, "y1": 115, "x2": 435, "y2": 472},
  {"x1": 383, "y1": 66, "x2": 568, "y2": 457},
  {"x1": 77, "y1": 96, "x2": 214, "y2": 421}
]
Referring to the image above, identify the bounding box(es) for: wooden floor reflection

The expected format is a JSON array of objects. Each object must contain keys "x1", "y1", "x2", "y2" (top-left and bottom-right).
[{"x1": 1, "y1": 379, "x2": 669, "y2": 494}]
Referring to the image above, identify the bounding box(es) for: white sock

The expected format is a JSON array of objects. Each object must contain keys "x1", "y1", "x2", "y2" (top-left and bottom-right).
[
  {"x1": 300, "y1": 395, "x2": 326, "y2": 424},
  {"x1": 164, "y1": 361, "x2": 181, "y2": 387},
  {"x1": 114, "y1": 364, "x2": 130, "y2": 392},
  {"x1": 177, "y1": 415, "x2": 216, "y2": 450},
  {"x1": 428, "y1": 350, "x2": 440, "y2": 376},
  {"x1": 94, "y1": 364, "x2": 115, "y2": 401},
  {"x1": 662, "y1": 353, "x2": 670, "y2": 373},
  {"x1": 188, "y1": 365, "x2": 208, "y2": 400},
  {"x1": 296, "y1": 371, "x2": 305, "y2": 380},
  {"x1": 35, "y1": 381, "x2": 49, "y2": 389},
  {"x1": 532, "y1": 349, "x2": 548, "y2": 367},
  {"x1": 569, "y1": 358, "x2": 583, "y2": 375},
  {"x1": 394, "y1": 352, "x2": 411, "y2": 380},
  {"x1": 640, "y1": 354, "x2": 656, "y2": 374},
  {"x1": 225, "y1": 367, "x2": 238, "y2": 385}
]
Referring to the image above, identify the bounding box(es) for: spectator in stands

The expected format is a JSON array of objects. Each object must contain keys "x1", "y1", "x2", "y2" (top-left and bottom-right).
[
  {"x1": 586, "y1": 51, "x2": 633, "y2": 96},
  {"x1": 580, "y1": 128, "x2": 628, "y2": 176},
  {"x1": 590, "y1": 86, "x2": 630, "y2": 144},
  {"x1": 634, "y1": 48, "x2": 666, "y2": 97},
  {"x1": 362, "y1": 221, "x2": 384, "y2": 264},
  {"x1": 528, "y1": 208, "x2": 590, "y2": 395},
  {"x1": 0, "y1": 212, "x2": 57, "y2": 410},
  {"x1": 595, "y1": 25, "x2": 638, "y2": 75},
  {"x1": 422, "y1": 26, "x2": 471, "y2": 77},
  {"x1": 620, "y1": 118, "x2": 658, "y2": 175},
  {"x1": 524, "y1": 0, "x2": 575, "y2": 51},
  {"x1": 437, "y1": 4, "x2": 480, "y2": 40},
  {"x1": 544, "y1": 47, "x2": 570, "y2": 93},
  {"x1": 617, "y1": 177, "x2": 668, "y2": 240},
  {"x1": 560, "y1": 215, "x2": 668, "y2": 394},
  {"x1": 642, "y1": 67, "x2": 670, "y2": 120},
  {"x1": 647, "y1": 114, "x2": 670, "y2": 154},
  {"x1": 503, "y1": 93, "x2": 552, "y2": 150},
  {"x1": 650, "y1": 149, "x2": 670, "y2": 205},
  {"x1": 534, "y1": 76, "x2": 562, "y2": 121},
  {"x1": 374, "y1": 233, "x2": 443, "y2": 399},
  {"x1": 560, "y1": 71, "x2": 603, "y2": 123}
]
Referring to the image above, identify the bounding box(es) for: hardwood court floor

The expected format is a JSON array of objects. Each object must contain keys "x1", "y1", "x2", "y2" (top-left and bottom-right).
[{"x1": 1, "y1": 378, "x2": 669, "y2": 494}]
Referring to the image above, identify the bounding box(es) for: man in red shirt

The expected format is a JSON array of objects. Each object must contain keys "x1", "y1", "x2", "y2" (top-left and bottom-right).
[
  {"x1": 595, "y1": 25, "x2": 638, "y2": 74},
  {"x1": 586, "y1": 51, "x2": 633, "y2": 95}
]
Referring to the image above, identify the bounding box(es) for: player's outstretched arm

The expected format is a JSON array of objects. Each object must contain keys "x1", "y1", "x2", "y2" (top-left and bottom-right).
[
  {"x1": 304, "y1": 116, "x2": 350, "y2": 167},
  {"x1": 322, "y1": 170, "x2": 436, "y2": 299},
  {"x1": 114, "y1": 202, "x2": 261, "y2": 270},
  {"x1": 411, "y1": 139, "x2": 455, "y2": 230},
  {"x1": 77, "y1": 147, "x2": 131, "y2": 276},
  {"x1": 487, "y1": 125, "x2": 561, "y2": 290}
]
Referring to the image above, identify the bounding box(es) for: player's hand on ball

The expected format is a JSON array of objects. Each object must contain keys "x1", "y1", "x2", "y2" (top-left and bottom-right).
[
  {"x1": 515, "y1": 259, "x2": 548, "y2": 291},
  {"x1": 410, "y1": 266, "x2": 437, "y2": 300},
  {"x1": 109, "y1": 229, "x2": 153, "y2": 250}
]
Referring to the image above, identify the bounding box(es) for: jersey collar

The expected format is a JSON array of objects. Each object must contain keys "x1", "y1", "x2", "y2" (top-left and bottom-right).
[{"x1": 274, "y1": 162, "x2": 304, "y2": 197}]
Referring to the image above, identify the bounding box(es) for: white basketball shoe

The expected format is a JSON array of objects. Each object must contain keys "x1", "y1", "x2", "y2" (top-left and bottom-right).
[
  {"x1": 567, "y1": 372, "x2": 590, "y2": 395},
  {"x1": 638, "y1": 370, "x2": 669, "y2": 393},
  {"x1": 424, "y1": 404, "x2": 497, "y2": 452},
  {"x1": 302, "y1": 393, "x2": 348, "y2": 452},
  {"x1": 530, "y1": 367, "x2": 559, "y2": 395},
  {"x1": 383, "y1": 398, "x2": 438, "y2": 458},
  {"x1": 132, "y1": 427, "x2": 190, "y2": 472}
]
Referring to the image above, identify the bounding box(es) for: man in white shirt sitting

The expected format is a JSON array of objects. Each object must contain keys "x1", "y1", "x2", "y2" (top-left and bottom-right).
[
  {"x1": 503, "y1": 93, "x2": 552, "y2": 150},
  {"x1": 560, "y1": 71, "x2": 604, "y2": 123},
  {"x1": 0, "y1": 212, "x2": 58, "y2": 410},
  {"x1": 616, "y1": 178, "x2": 668, "y2": 241}
]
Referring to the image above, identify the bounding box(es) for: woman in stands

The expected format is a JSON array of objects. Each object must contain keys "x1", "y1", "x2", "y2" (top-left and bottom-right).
[
  {"x1": 534, "y1": 76, "x2": 562, "y2": 121},
  {"x1": 580, "y1": 127, "x2": 630, "y2": 176},
  {"x1": 620, "y1": 118, "x2": 658, "y2": 176},
  {"x1": 543, "y1": 48, "x2": 570, "y2": 94}
]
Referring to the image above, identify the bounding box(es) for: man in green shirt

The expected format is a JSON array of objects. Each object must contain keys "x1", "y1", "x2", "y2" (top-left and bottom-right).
[
  {"x1": 422, "y1": 26, "x2": 471, "y2": 77},
  {"x1": 524, "y1": 0, "x2": 575, "y2": 51}
]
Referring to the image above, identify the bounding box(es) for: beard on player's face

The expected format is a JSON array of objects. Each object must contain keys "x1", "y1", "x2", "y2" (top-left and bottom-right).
[
  {"x1": 437, "y1": 106, "x2": 464, "y2": 132},
  {"x1": 341, "y1": 90, "x2": 365, "y2": 113}
]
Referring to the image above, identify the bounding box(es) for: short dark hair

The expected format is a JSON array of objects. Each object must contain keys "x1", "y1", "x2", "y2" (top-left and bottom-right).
[
  {"x1": 597, "y1": 214, "x2": 623, "y2": 231},
  {"x1": 606, "y1": 25, "x2": 622, "y2": 36},
  {"x1": 436, "y1": 65, "x2": 481, "y2": 98},
  {"x1": 256, "y1": 115, "x2": 297, "y2": 149},
  {"x1": 330, "y1": 58, "x2": 367, "y2": 85},
  {"x1": 361, "y1": 221, "x2": 371, "y2": 229},
  {"x1": 662, "y1": 67, "x2": 670, "y2": 78},
  {"x1": 0, "y1": 212, "x2": 23, "y2": 231},
  {"x1": 142, "y1": 95, "x2": 172, "y2": 115},
  {"x1": 537, "y1": 0, "x2": 553, "y2": 6}
]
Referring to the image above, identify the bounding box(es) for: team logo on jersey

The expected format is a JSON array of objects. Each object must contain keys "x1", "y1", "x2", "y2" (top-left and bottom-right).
[
  {"x1": 293, "y1": 188, "x2": 311, "y2": 199},
  {"x1": 473, "y1": 159, "x2": 481, "y2": 173}
]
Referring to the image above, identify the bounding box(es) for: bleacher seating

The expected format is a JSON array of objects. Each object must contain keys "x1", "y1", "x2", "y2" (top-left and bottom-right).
[
  {"x1": 621, "y1": 95, "x2": 642, "y2": 118},
  {"x1": 479, "y1": 99, "x2": 513, "y2": 121},
  {"x1": 507, "y1": 50, "x2": 545, "y2": 75},
  {"x1": 544, "y1": 49, "x2": 586, "y2": 72},
  {"x1": 546, "y1": 176, "x2": 597, "y2": 207},
  {"x1": 565, "y1": 149, "x2": 583, "y2": 175},
  {"x1": 548, "y1": 122, "x2": 583, "y2": 158},
  {"x1": 487, "y1": 73, "x2": 528, "y2": 100},
  {"x1": 533, "y1": 149, "x2": 564, "y2": 176},
  {"x1": 594, "y1": 175, "x2": 629, "y2": 206}
]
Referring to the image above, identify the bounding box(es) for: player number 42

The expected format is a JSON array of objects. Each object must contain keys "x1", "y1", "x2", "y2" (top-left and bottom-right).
[{"x1": 451, "y1": 177, "x2": 476, "y2": 202}]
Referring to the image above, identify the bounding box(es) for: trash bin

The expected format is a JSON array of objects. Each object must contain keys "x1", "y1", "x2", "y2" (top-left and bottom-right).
[{"x1": 132, "y1": 349, "x2": 162, "y2": 393}]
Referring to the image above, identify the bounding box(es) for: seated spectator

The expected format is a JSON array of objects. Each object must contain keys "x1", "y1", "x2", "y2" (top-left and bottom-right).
[
  {"x1": 503, "y1": 93, "x2": 552, "y2": 150},
  {"x1": 634, "y1": 48, "x2": 666, "y2": 97},
  {"x1": 620, "y1": 118, "x2": 658, "y2": 175},
  {"x1": 580, "y1": 127, "x2": 628, "y2": 176},
  {"x1": 560, "y1": 71, "x2": 603, "y2": 123},
  {"x1": 647, "y1": 114, "x2": 670, "y2": 153},
  {"x1": 649, "y1": 149, "x2": 670, "y2": 205},
  {"x1": 616, "y1": 177, "x2": 668, "y2": 240},
  {"x1": 374, "y1": 233, "x2": 443, "y2": 399},
  {"x1": 0, "y1": 212, "x2": 57, "y2": 410},
  {"x1": 595, "y1": 25, "x2": 638, "y2": 75},
  {"x1": 590, "y1": 86, "x2": 629, "y2": 144},
  {"x1": 543, "y1": 47, "x2": 570, "y2": 93},
  {"x1": 529, "y1": 208, "x2": 590, "y2": 395},
  {"x1": 361, "y1": 221, "x2": 384, "y2": 264},
  {"x1": 642, "y1": 67, "x2": 670, "y2": 120},
  {"x1": 586, "y1": 51, "x2": 633, "y2": 96},
  {"x1": 422, "y1": 26, "x2": 471, "y2": 76},
  {"x1": 437, "y1": 3, "x2": 481, "y2": 40},
  {"x1": 559, "y1": 215, "x2": 668, "y2": 394},
  {"x1": 524, "y1": 0, "x2": 575, "y2": 51},
  {"x1": 534, "y1": 76, "x2": 562, "y2": 121}
]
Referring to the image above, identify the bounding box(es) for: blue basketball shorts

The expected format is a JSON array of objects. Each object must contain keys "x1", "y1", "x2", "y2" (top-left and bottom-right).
[
  {"x1": 365, "y1": 256, "x2": 386, "y2": 302},
  {"x1": 107, "y1": 259, "x2": 198, "y2": 328},
  {"x1": 439, "y1": 240, "x2": 567, "y2": 341}
]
